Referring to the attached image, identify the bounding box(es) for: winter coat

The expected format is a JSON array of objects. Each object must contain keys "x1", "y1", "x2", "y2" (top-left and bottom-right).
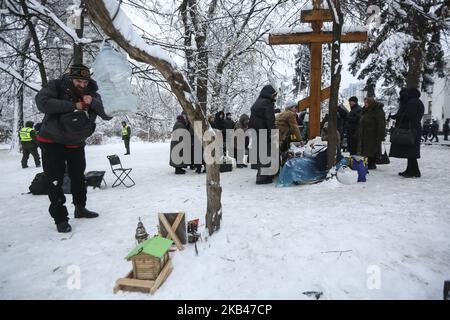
[
  {"x1": 249, "y1": 85, "x2": 277, "y2": 168},
  {"x1": 422, "y1": 123, "x2": 430, "y2": 135},
  {"x1": 169, "y1": 116, "x2": 190, "y2": 168},
  {"x1": 122, "y1": 125, "x2": 131, "y2": 140},
  {"x1": 35, "y1": 75, "x2": 109, "y2": 146},
  {"x1": 233, "y1": 114, "x2": 250, "y2": 152},
  {"x1": 357, "y1": 99, "x2": 386, "y2": 158},
  {"x1": 276, "y1": 108, "x2": 302, "y2": 142},
  {"x1": 431, "y1": 121, "x2": 439, "y2": 135},
  {"x1": 224, "y1": 118, "x2": 235, "y2": 130},
  {"x1": 249, "y1": 85, "x2": 276, "y2": 131},
  {"x1": 346, "y1": 103, "x2": 362, "y2": 154},
  {"x1": 19, "y1": 127, "x2": 38, "y2": 149},
  {"x1": 213, "y1": 111, "x2": 226, "y2": 131},
  {"x1": 389, "y1": 88, "x2": 424, "y2": 159}
]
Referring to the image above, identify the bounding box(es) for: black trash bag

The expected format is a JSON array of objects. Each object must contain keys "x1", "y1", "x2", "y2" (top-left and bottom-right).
[{"x1": 29, "y1": 172, "x2": 71, "y2": 195}]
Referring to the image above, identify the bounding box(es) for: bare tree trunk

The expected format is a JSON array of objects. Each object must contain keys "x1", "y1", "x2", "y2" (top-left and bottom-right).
[
  {"x1": 73, "y1": 4, "x2": 85, "y2": 65},
  {"x1": 405, "y1": 8, "x2": 426, "y2": 89},
  {"x1": 10, "y1": 94, "x2": 21, "y2": 152},
  {"x1": 85, "y1": 0, "x2": 222, "y2": 235},
  {"x1": 326, "y1": 0, "x2": 342, "y2": 170},
  {"x1": 180, "y1": 0, "x2": 196, "y2": 88},
  {"x1": 20, "y1": 0, "x2": 48, "y2": 85}
]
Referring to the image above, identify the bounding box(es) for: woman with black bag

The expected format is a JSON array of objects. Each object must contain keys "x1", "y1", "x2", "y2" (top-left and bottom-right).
[{"x1": 389, "y1": 88, "x2": 425, "y2": 178}]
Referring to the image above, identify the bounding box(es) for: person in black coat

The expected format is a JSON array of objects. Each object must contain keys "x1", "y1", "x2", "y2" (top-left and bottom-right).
[
  {"x1": 421, "y1": 120, "x2": 431, "y2": 142},
  {"x1": 345, "y1": 96, "x2": 362, "y2": 155},
  {"x1": 170, "y1": 114, "x2": 190, "y2": 174},
  {"x1": 213, "y1": 111, "x2": 227, "y2": 155},
  {"x1": 443, "y1": 119, "x2": 449, "y2": 141},
  {"x1": 35, "y1": 64, "x2": 112, "y2": 233},
  {"x1": 356, "y1": 97, "x2": 386, "y2": 170},
  {"x1": 249, "y1": 84, "x2": 277, "y2": 184},
  {"x1": 430, "y1": 120, "x2": 439, "y2": 142},
  {"x1": 389, "y1": 87, "x2": 425, "y2": 178}
]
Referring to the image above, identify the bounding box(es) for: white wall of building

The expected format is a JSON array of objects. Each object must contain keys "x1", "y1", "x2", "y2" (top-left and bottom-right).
[{"x1": 421, "y1": 57, "x2": 450, "y2": 129}]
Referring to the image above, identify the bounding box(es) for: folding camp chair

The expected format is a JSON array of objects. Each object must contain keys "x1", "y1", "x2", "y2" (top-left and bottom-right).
[{"x1": 107, "y1": 155, "x2": 135, "y2": 188}]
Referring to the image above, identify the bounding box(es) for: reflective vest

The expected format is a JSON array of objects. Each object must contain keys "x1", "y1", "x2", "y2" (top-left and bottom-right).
[
  {"x1": 122, "y1": 125, "x2": 130, "y2": 137},
  {"x1": 19, "y1": 127, "x2": 33, "y2": 142}
]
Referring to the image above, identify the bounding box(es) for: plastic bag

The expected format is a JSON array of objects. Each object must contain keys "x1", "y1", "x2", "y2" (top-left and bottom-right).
[
  {"x1": 336, "y1": 165, "x2": 358, "y2": 185},
  {"x1": 276, "y1": 156, "x2": 327, "y2": 187},
  {"x1": 92, "y1": 42, "x2": 139, "y2": 114}
]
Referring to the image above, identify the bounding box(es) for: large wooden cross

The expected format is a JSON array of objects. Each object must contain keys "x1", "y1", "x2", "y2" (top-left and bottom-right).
[{"x1": 269, "y1": 0, "x2": 367, "y2": 138}]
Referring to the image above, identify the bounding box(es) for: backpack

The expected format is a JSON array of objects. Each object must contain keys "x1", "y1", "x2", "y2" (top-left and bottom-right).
[
  {"x1": 29, "y1": 172, "x2": 71, "y2": 195},
  {"x1": 29, "y1": 172, "x2": 49, "y2": 195}
]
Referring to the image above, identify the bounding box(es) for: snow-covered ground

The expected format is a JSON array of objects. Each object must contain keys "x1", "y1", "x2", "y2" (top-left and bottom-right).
[{"x1": 0, "y1": 141, "x2": 449, "y2": 300}]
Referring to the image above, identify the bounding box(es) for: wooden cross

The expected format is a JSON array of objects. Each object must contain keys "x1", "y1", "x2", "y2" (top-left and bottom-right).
[
  {"x1": 268, "y1": 0, "x2": 367, "y2": 138},
  {"x1": 159, "y1": 212, "x2": 185, "y2": 251}
]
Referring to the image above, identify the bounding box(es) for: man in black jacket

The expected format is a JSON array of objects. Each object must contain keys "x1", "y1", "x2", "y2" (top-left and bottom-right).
[
  {"x1": 35, "y1": 64, "x2": 112, "y2": 233},
  {"x1": 249, "y1": 85, "x2": 277, "y2": 184}
]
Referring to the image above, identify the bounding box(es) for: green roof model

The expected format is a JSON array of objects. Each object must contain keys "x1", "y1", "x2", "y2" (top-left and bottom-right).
[{"x1": 126, "y1": 236, "x2": 173, "y2": 260}]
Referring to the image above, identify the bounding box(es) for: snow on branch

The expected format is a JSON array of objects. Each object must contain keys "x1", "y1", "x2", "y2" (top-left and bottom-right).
[
  {"x1": 0, "y1": 62, "x2": 41, "y2": 92},
  {"x1": 101, "y1": 0, "x2": 175, "y2": 66},
  {"x1": 26, "y1": 0, "x2": 91, "y2": 44},
  {"x1": 270, "y1": 26, "x2": 314, "y2": 35}
]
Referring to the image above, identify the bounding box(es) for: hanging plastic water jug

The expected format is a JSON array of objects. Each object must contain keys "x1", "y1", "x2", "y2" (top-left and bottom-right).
[{"x1": 92, "y1": 42, "x2": 139, "y2": 115}]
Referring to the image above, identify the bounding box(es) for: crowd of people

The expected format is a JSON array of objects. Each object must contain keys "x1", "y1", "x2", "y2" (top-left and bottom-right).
[{"x1": 169, "y1": 85, "x2": 430, "y2": 183}]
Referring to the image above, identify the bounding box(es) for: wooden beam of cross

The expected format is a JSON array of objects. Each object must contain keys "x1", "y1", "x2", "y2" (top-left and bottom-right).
[
  {"x1": 268, "y1": 0, "x2": 367, "y2": 138},
  {"x1": 298, "y1": 86, "x2": 330, "y2": 111}
]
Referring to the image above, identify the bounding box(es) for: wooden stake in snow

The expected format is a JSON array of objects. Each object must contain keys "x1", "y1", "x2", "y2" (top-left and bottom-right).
[{"x1": 268, "y1": 0, "x2": 367, "y2": 139}]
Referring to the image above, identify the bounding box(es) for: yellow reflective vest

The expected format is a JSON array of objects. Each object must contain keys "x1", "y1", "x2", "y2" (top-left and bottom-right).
[
  {"x1": 122, "y1": 125, "x2": 130, "y2": 137},
  {"x1": 19, "y1": 127, "x2": 33, "y2": 142}
]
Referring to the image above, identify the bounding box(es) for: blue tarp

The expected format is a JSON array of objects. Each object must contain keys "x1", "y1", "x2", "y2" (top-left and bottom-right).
[
  {"x1": 276, "y1": 154, "x2": 327, "y2": 187},
  {"x1": 276, "y1": 149, "x2": 346, "y2": 187}
]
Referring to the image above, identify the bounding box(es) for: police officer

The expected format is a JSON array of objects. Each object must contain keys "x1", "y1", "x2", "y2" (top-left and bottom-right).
[
  {"x1": 19, "y1": 121, "x2": 41, "y2": 168},
  {"x1": 122, "y1": 121, "x2": 131, "y2": 155}
]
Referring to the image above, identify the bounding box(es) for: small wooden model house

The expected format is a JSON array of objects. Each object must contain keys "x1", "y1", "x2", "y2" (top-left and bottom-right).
[{"x1": 126, "y1": 236, "x2": 173, "y2": 280}]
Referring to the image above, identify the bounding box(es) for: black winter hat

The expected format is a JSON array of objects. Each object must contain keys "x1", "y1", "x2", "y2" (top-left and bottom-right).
[{"x1": 69, "y1": 64, "x2": 91, "y2": 80}]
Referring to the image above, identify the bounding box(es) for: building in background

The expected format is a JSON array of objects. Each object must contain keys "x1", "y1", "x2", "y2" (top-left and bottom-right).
[
  {"x1": 341, "y1": 82, "x2": 366, "y2": 107},
  {"x1": 421, "y1": 56, "x2": 450, "y2": 129}
]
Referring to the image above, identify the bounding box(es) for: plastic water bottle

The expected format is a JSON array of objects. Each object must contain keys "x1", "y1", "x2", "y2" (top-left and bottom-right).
[{"x1": 92, "y1": 42, "x2": 139, "y2": 114}]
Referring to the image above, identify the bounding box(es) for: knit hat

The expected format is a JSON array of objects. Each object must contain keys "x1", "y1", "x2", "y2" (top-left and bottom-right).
[
  {"x1": 349, "y1": 96, "x2": 358, "y2": 103},
  {"x1": 69, "y1": 64, "x2": 91, "y2": 80}
]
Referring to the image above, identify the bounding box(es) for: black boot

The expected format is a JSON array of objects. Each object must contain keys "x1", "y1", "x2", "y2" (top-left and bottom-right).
[
  {"x1": 195, "y1": 165, "x2": 203, "y2": 174},
  {"x1": 74, "y1": 206, "x2": 99, "y2": 218},
  {"x1": 175, "y1": 168, "x2": 186, "y2": 174},
  {"x1": 56, "y1": 221, "x2": 72, "y2": 233}
]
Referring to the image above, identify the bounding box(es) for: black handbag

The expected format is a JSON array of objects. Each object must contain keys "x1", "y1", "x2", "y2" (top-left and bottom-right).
[
  {"x1": 390, "y1": 111, "x2": 416, "y2": 145},
  {"x1": 376, "y1": 143, "x2": 390, "y2": 165},
  {"x1": 390, "y1": 127, "x2": 416, "y2": 145}
]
